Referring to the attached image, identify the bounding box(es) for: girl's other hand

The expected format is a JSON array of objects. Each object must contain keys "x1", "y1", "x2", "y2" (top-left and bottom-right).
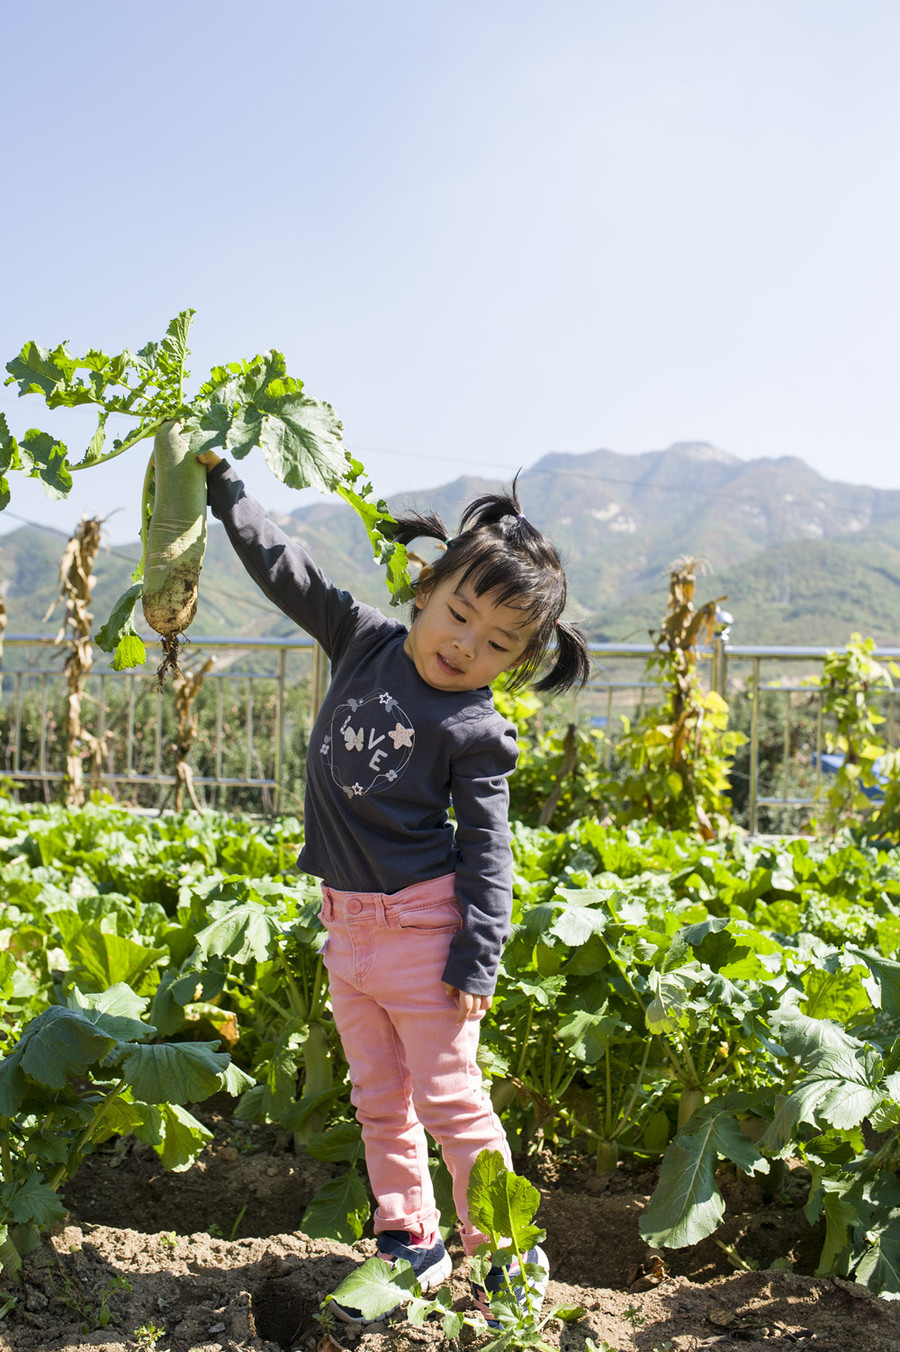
[
  {"x1": 196, "y1": 451, "x2": 222, "y2": 469},
  {"x1": 442, "y1": 983, "x2": 491, "y2": 1022}
]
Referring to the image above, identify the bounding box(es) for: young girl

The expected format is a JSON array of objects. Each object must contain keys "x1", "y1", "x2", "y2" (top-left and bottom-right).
[{"x1": 200, "y1": 451, "x2": 591, "y2": 1321}]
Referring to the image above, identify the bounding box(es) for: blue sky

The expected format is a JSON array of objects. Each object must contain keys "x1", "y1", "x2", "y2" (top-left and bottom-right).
[{"x1": 2, "y1": 1, "x2": 899, "y2": 542}]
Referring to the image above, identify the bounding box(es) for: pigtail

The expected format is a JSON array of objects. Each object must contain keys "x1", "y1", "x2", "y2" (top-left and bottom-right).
[
  {"x1": 459, "y1": 487, "x2": 521, "y2": 531},
  {"x1": 532, "y1": 619, "x2": 593, "y2": 695},
  {"x1": 460, "y1": 473, "x2": 537, "y2": 552},
  {"x1": 390, "y1": 508, "x2": 450, "y2": 549}
]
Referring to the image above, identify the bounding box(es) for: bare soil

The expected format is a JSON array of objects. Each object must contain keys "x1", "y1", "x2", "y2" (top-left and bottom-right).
[{"x1": 2, "y1": 1102, "x2": 899, "y2": 1352}]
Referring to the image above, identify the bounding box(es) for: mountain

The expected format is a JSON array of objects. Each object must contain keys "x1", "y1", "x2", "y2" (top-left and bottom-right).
[{"x1": 2, "y1": 443, "x2": 899, "y2": 649}]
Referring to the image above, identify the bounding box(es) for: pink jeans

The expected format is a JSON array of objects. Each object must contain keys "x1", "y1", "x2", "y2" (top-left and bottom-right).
[{"x1": 319, "y1": 873, "x2": 513, "y2": 1254}]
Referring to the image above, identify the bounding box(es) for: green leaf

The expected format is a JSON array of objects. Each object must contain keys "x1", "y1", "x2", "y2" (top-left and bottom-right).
[
  {"x1": 17, "y1": 429, "x2": 72, "y2": 499},
  {"x1": 327, "y1": 1253, "x2": 419, "y2": 1320},
  {"x1": 118, "y1": 1040, "x2": 231, "y2": 1104},
  {"x1": 466, "y1": 1150, "x2": 543, "y2": 1251},
  {"x1": 247, "y1": 1031, "x2": 302, "y2": 1122},
  {"x1": 219, "y1": 1061, "x2": 256, "y2": 1098},
  {"x1": 193, "y1": 896, "x2": 282, "y2": 965},
  {"x1": 301, "y1": 1168, "x2": 370, "y2": 1243},
  {"x1": 137, "y1": 310, "x2": 194, "y2": 404},
  {"x1": 78, "y1": 411, "x2": 109, "y2": 467},
  {"x1": 847, "y1": 947, "x2": 900, "y2": 1018},
  {"x1": 761, "y1": 1009, "x2": 885, "y2": 1137},
  {"x1": 66, "y1": 927, "x2": 167, "y2": 994},
  {"x1": 853, "y1": 1215, "x2": 900, "y2": 1296},
  {"x1": 2, "y1": 1177, "x2": 68, "y2": 1229},
  {"x1": 185, "y1": 352, "x2": 346, "y2": 493},
  {"x1": 556, "y1": 1005, "x2": 622, "y2": 1063},
  {"x1": 334, "y1": 462, "x2": 413, "y2": 602},
  {"x1": 5, "y1": 340, "x2": 70, "y2": 399},
  {"x1": 305, "y1": 1122, "x2": 364, "y2": 1164},
  {"x1": 67, "y1": 983, "x2": 152, "y2": 1043},
  {"x1": 639, "y1": 1112, "x2": 767, "y2": 1248},
  {"x1": 13, "y1": 1006, "x2": 117, "y2": 1090},
  {"x1": 806, "y1": 1173, "x2": 863, "y2": 1276},
  {"x1": 548, "y1": 894, "x2": 609, "y2": 947},
  {"x1": 280, "y1": 1086, "x2": 340, "y2": 1133},
  {"x1": 94, "y1": 583, "x2": 147, "y2": 671},
  {"x1": 0, "y1": 412, "x2": 22, "y2": 483},
  {"x1": 149, "y1": 969, "x2": 227, "y2": 1038},
  {"x1": 0, "y1": 1047, "x2": 27, "y2": 1116},
  {"x1": 133, "y1": 1101, "x2": 213, "y2": 1171}
]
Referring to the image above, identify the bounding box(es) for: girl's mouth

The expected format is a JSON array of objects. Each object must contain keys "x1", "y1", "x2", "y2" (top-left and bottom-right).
[{"x1": 437, "y1": 653, "x2": 462, "y2": 675}]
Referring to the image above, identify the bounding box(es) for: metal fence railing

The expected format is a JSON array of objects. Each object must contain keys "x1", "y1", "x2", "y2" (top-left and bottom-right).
[
  {"x1": 582, "y1": 641, "x2": 900, "y2": 833},
  {"x1": 0, "y1": 634, "x2": 322, "y2": 813},
  {"x1": 2, "y1": 635, "x2": 898, "y2": 829}
]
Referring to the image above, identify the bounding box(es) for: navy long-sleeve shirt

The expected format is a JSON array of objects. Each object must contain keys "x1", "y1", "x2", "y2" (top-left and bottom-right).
[{"x1": 207, "y1": 463, "x2": 518, "y2": 995}]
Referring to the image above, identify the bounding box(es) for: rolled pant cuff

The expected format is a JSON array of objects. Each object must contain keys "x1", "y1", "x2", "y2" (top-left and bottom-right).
[{"x1": 373, "y1": 1207, "x2": 441, "y2": 1240}]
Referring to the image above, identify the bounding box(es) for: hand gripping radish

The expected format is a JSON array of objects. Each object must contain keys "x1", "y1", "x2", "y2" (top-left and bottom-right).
[
  {"x1": 2, "y1": 311, "x2": 411, "y2": 677},
  {"x1": 141, "y1": 421, "x2": 208, "y2": 682}
]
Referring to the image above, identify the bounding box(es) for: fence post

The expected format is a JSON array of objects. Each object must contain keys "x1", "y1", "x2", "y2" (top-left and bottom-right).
[
  {"x1": 713, "y1": 636, "x2": 727, "y2": 697},
  {"x1": 749, "y1": 657, "x2": 760, "y2": 834}
]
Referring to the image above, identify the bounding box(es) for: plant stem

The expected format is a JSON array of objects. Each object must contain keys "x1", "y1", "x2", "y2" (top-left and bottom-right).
[
  {"x1": 70, "y1": 417, "x2": 173, "y2": 471},
  {"x1": 612, "y1": 1040, "x2": 653, "y2": 1140},
  {"x1": 47, "y1": 1079, "x2": 128, "y2": 1192},
  {"x1": 514, "y1": 1005, "x2": 534, "y2": 1079},
  {"x1": 274, "y1": 941, "x2": 307, "y2": 1021},
  {"x1": 0, "y1": 1233, "x2": 21, "y2": 1282}
]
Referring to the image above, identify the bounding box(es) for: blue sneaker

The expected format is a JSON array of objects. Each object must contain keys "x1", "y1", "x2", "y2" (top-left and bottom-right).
[
  {"x1": 471, "y1": 1245, "x2": 549, "y2": 1328},
  {"x1": 331, "y1": 1230, "x2": 453, "y2": 1324}
]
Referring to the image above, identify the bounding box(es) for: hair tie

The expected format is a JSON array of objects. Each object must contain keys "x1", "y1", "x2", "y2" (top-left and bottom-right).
[{"x1": 445, "y1": 537, "x2": 454, "y2": 547}]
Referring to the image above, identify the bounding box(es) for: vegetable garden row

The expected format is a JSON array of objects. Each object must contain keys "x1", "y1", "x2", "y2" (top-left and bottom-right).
[{"x1": 3, "y1": 800, "x2": 900, "y2": 1299}]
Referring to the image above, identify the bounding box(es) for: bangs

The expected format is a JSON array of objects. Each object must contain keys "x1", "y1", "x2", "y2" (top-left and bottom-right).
[{"x1": 455, "y1": 547, "x2": 564, "y2": 634}]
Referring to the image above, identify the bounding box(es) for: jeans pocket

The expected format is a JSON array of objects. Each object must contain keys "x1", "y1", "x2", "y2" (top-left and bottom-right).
[{"x1": 396, "y1": 899, "x2": 462, "y2": 933}]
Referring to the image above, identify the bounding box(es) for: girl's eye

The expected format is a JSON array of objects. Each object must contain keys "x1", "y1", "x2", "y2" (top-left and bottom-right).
[
  {"x1": 490, "y1": 641, "x2": 508, "y2": 653},
  {"x1": 449, "y1": 607, "x2": 465, "y2": 623}
]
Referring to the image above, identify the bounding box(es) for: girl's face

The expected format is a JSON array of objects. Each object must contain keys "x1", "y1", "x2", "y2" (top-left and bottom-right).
[{"x1": 404, "y1": 571, "x2": 535, "y2": 693}]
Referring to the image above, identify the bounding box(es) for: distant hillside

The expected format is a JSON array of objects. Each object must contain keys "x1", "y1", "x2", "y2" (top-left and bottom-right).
[{"x1": 2, "y1": 443, "x2": 899, "y2": 649}]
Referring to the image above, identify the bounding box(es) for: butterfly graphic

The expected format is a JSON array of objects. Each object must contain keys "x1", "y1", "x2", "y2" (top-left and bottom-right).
[{"x1": 343, "y1": 726, "x2": 364, "y2": 752}]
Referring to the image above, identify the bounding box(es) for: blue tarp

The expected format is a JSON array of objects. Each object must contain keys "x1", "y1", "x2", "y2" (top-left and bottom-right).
[{"x1": 815, "y1": 752, "x2": 886, "y2": 802}]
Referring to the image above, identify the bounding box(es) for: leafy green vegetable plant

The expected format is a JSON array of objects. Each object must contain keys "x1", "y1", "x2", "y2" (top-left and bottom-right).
[
  {"x1": 0, "y1": 980, "x2": 252, "y2": 1279},
  {"x1": 3, "y1": 311, "x2": 411, "y2": 676}
]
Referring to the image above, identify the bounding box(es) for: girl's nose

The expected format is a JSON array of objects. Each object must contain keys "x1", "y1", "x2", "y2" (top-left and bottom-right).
[{"x1": 453, "y1": 632, "x2": 475, "y2": 659}]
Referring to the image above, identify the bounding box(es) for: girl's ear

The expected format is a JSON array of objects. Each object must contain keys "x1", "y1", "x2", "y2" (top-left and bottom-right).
[{"x1": 414, "y1": 566, "x2": 436, "y2": 610}]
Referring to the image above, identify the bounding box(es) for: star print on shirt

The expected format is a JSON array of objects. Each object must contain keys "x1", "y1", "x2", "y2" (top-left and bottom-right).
[
  {"x1": 378, "y1": 692, "x2": 399, "y2": 713},
  {"x1": 388, "y1": 723, "x2": 414, "y2": 749}
]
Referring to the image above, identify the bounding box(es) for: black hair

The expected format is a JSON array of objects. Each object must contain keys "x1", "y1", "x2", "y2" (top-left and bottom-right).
[{"x1": 391, "y1": 476, "x2": 592, "y2": 694}]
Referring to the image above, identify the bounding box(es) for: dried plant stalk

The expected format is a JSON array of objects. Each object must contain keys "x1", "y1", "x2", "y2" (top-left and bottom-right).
[
  {"x1": 169, "y1": 655, "x2": 215, "y2": 811},
  {"x1": 46, "y1": 517, "x2": 106, "y2": 807},
  {"x1": 653, "y1": 556, "x2": 725, "y2": 839}
]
